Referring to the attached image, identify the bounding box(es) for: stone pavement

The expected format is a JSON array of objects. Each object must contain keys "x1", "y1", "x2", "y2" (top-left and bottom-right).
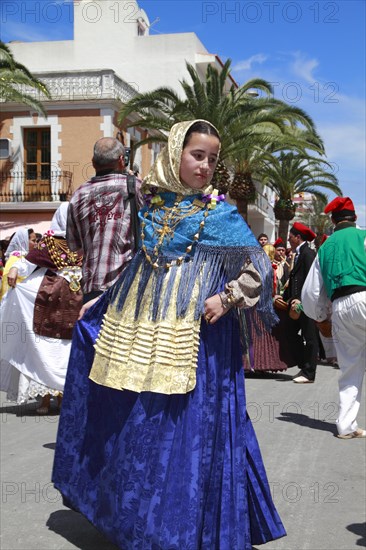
[{"x1": 1, "y1": 363, "x2": 365, "y2": 550}]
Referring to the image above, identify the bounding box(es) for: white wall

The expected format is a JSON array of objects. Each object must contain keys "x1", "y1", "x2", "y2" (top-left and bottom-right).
[{"x1": 8, "y1": 0, "x2": 212, "y2": 95}]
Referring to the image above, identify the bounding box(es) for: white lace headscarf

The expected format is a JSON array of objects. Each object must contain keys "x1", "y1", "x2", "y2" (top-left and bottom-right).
[
  {"x1": 5, "y1": 227, "x2": 32, "y2": 259},
  {"x1": 49, "y1": 202, "x2": 69, "y2": 238}
]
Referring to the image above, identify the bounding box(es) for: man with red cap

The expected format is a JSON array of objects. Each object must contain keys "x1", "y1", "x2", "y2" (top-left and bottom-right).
[
  {"x1": 283, "y1": 222, "x2": 318, "y2": 383},
  {"x1": 302, "y1": 197, "x2": 366, "y2": 438}
]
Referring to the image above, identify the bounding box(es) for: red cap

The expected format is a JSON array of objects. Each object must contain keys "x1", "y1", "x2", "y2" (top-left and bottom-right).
[
  {"x1": 273, "y1": 238, "x2": 285, "y2": 248},
  {"x1": 324, "y1": 197, "x2": 355, "y2": 214},
  {"x1": 290, "y1": 222, "x2": 316, "y2": 241}
]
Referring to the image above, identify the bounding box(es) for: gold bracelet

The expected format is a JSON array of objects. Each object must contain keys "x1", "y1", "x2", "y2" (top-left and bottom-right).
[{"x1": 219, "y1": 290, "x2": 235, "y2": 310}]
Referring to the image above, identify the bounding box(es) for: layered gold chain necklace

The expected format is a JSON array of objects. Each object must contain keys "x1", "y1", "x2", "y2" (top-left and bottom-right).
[
  {"x1": 140, "y1": 194, "x2": 210, "y2": 270},
  {"x1": 43, "y1": 235, "x2": 82, "y2": 292}
]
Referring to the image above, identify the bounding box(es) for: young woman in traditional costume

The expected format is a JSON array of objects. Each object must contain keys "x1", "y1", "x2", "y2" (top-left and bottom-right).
[
  {"x1": 52, "y1": 120, "x2": 286, "y2": 549},
  {"x1": 0, "y1": 203, "x2": 82, "y2": 413}
]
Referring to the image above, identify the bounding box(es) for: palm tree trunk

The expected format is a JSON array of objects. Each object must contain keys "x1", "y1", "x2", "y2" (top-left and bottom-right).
[
  {"x1": 278, "y1": 219, "x2": 290, "y2": 246},
  {"x1": 235, "y1": 198, "x2": 248, "y2": 222}
]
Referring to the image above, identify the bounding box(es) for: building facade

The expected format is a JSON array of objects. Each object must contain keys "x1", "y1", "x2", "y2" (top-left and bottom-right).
[{"x1": 0, "y1": 0, "x2": 276, "y2": 241}]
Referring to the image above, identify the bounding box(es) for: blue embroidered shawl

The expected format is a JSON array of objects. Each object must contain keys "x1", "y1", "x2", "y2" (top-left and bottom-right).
[{"x1": 110, "y1": 193, "x2": 277, "y2": 330}]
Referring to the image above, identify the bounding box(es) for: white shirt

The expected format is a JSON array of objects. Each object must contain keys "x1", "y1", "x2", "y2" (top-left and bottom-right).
[{"x1": 301, "y1": 256, "x2": 332, "y2": 322}]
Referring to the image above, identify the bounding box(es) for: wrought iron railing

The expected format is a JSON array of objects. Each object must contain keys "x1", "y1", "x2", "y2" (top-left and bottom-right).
[{"x1": 0, "y1": 171, "x2": 73, "y2": 202}]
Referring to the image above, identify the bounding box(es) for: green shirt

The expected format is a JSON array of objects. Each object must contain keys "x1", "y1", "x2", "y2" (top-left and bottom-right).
[{"x1": 318, "y1": 225, "x2": 366, "y2": 299}]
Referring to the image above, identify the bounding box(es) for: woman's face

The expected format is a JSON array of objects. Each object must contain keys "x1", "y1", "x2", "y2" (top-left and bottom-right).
[
  {"x1": 28, "y1": 232, "x2": 37, "y2": 250},
  {"x1": 179, "y1": 132, "x2": 220, "y2": 190}
]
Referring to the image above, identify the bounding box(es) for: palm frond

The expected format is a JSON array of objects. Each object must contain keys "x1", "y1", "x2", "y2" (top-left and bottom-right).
[{"x1": 0, "y1": 40, "x2": 51, "y2": 114}]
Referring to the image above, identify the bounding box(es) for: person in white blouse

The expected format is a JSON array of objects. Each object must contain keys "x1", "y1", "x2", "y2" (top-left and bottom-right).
[{"x1": 301, "y1": 197, "x2": 366, "y2": 439}]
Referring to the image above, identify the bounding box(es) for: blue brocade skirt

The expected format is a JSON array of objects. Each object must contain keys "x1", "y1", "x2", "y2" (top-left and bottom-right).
[{"x1": 52, "y1": 294, "x2": 286, "y2": 549}]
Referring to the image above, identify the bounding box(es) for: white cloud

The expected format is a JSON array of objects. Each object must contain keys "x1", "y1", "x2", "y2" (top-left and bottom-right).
[
  {"x1": 232, "y1": 54, "x2": 268, "y2": 72},
  {"x1": 316, "y1": 122, "x2": 365, "y2": 225},
  {"x1": 5, "y1": 28, "x2": 51, "y2": 43},
  {"x1": 355, "y1": 204, "x2": 366, "y2": 229},
  {"x1": 233, "y1": 51, "x2": 365, "y2": 223},
  {"x1": 290, "y1": 51, "x2": 319, "y2": 84},
  {"x1": 2, "y1": 7, "x2": 73, "y2": 44},
  {"x1": 319, "y1": 123, "x2": 366, "y2": 170}
]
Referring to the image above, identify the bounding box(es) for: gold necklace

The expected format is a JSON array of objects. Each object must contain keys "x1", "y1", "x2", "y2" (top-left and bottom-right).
[
  {"x1": 42, "y1": 236, "x2": 82, "y2": 292},
  {"x1": 43, "y1": 236, "x2": 80, "y2": 268},
  {"x1": 140, "y1": 195, "x2": 209, "y2": 270}
]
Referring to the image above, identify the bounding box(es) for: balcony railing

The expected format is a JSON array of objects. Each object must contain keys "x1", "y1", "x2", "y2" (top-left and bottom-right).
[
  {"x1": 0, "y1": 171, "x2": 73, "y2": 203},
  {"x1": 0, "y1": 69, "x2": 138, "y2": 105},
  {"x1": 255, "y1": 191, "x2": 271, "y2": 213},
  {"x1": 248, "y1": 189, "x2": 272, "y2": 215}
]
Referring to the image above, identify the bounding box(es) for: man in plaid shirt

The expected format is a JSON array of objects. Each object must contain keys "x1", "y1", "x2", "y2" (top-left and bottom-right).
[{"x1": 67, "y1": 137, "x2": 143, "y2": 303}]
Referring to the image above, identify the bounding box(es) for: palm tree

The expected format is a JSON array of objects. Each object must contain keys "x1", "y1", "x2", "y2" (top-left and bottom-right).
[
  {"x1": 262, "y1": 152, "x2": 342, "y2": 243},
  {"x1": 298, "y1": 196, "x2": 333, "y2": 249},
  {"x1": 0, "y1": 41, "x2": 50, "y2": 115},
  {"x1": 118, "y1": 60, "x2": 278, "y2": 152},
  {"x1": 118, "y1": 59, "x2": 327, "y2": 221},
  {"x1": 223, "y1": 122, "x2": 326, "y2": 219}
]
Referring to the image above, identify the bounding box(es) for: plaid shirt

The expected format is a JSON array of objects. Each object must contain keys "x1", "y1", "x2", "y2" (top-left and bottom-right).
[{"x1": 67, "y1": 171, "x2": 143, "y2": 294}]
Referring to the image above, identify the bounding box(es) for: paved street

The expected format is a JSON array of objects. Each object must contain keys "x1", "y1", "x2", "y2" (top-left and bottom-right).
[{"x1": 1, "y1": 363, "x2": 365, "y2": 550}]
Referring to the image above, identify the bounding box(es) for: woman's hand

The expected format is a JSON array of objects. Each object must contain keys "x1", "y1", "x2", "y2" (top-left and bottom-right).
[
  {"x1": 78, "y1": 297, "x2": 100, "y2": 320},
  {"x1": 203, "y1": 294, "x2": 226, "y2": 325},
  {"x1": 7, "y1": 267, "x2": 18, "y2": 288}
]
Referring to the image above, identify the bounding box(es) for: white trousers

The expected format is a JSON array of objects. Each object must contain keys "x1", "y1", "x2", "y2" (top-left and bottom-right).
[{"x1": 332, "y1": 291, "x2": 366, "y2": 435}]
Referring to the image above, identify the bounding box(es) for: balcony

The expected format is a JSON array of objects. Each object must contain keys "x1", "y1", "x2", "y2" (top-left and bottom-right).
[
  {"x1": 0, "y1": 171, "x2": 73, "y2": 203},
  {"x1": 254, "y1": 191, "x2": 272, "y2": 214},
  {"x1": 248, "y1": 189, "x2": 273, "y2": 219},
  {"x1": 0, "y1": 69, "x2": 138, "y2": 107}
]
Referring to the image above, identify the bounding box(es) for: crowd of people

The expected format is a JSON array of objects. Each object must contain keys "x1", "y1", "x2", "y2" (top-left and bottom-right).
[
  {"x1": 0, "y1": 120, "x2": 365, "y2": 549},
  {"x1": 253, "y1": 202, "x2": 365, "y2": 442},
  {"x1": 251, "y1": 223, "x2": 344, "y2": 378}
]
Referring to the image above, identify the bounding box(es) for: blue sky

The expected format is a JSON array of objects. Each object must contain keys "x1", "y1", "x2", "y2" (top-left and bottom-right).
[{"x1": 1, "y1": 0, "x2": 365, "y2": 226}]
